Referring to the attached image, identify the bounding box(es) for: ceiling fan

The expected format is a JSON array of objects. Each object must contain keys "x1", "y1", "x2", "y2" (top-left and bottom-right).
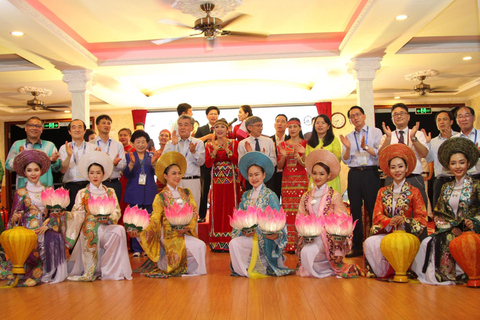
[
  {"x1": 152, "y1": 2, "x2": 268, "y2": 48},
  {"x1": 10, "y1": 89, "x2": 68, "y2": 112},
  {"x1": 411, "y1": 75, "x2": 457, "y2": 96}
]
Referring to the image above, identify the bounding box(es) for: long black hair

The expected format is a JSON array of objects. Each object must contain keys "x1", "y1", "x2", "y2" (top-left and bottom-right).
[{"x1": 308, "y1": 114, "x2": 334, "y2": 148}]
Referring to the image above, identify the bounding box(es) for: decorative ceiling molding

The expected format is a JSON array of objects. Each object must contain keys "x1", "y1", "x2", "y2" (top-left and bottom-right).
[
  {"x1": 9, "y1": 0, "x2": 98, "y2": 64},
  {"x1": 397, "y1": 41, "x2": 480, "y2": 54},
  {"x1": 339, "y1": 0, "x2": 377, "y2": 52},
  {"x1": 457, "y1": 77, "x2": 480, "y2": 93}
]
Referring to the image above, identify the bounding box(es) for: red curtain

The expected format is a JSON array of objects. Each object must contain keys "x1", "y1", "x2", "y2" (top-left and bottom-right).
[
  {"x1": 315, "y1": 102, "x2": 332, "y2": 119},
  {"x1": 132, "y1": 109, "x2": 147, "y2": 127}
]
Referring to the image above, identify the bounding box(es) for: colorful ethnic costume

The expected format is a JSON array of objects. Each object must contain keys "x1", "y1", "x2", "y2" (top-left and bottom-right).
[
  {"x1": 139, "y1": 186, "x2": 207, "y2": 277},
  {"x1": 297, "y1": 185, "x2": 363, "y2": 278},
  {"x1": 1, "y1": 182, "x2": 68, "y2": 286},
  {"x1": 205, "y1": 139, "x2": 240, "y2": 251},
  {"x1": 66, "y1": 184, "x2": 132, "y2": 281},
  {"x1": 229, "y1": 184, "x2": 294, "y2": 277},
  {"x1": 278, "y1": 139, "x2": 308, "y2": 252}
]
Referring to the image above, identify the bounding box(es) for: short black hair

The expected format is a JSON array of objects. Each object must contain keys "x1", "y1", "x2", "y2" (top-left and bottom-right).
[
  {"x1": 88, "y1": 163, "x2": 105, "y2": 174},
  {"x1": 96, "y1": 114, "x2": 112, "y2": 125},
  {"x1": 347, "y1": 106, "x2": 365, "y2": 118},
  {"x1": 455, "y1": 106, "x2": 475, "y2": 117},
  {"x1": 206, "y1": 106, "x2": 220, "y2": 115},
  {"x1": 68, "y1": 119, "x2": 86, "y2": 131},
  {"x1": 391, "y1": 103, "x2": 408, "y2": 114},
  {"x1": 134, "y1": 122, "x2": 144, "y2": 128},
  {"x1": 177, "y1": 103, "x2": 192, "y2": 116},
  {"x1": 275, "y1": 114, "x2": 288, "y2": 122},
  {"x1": 131, "y1": 130, "x2": 151, "y2": 143},
  {"x1": 26, "y1": 116, "x2": 43, "y2": 124},
  {"x1": 435, "y1": 110, "x2": 454, "y2": 122},
  {"x1": 84, "y1": 129, "x2": 95, "y2": 141}
]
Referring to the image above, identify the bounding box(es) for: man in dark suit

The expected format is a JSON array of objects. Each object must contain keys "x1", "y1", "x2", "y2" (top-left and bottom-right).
[
  {"x1": 267, "y1": 114, "x2": 289, "y2": 200},
  {"x1": 195, "y1": 106, "x2": 219, "y2": 222}
]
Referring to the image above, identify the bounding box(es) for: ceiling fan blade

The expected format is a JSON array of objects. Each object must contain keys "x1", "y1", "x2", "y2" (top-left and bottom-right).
[
  {"x1": 152, "y1": 36, "x2": 188, "y2": 45},
  {"x1": 157, "y1": 18, "x2": 192, "y2": 29},
  {"x1": 46, "y1": 105, "x2": 69, "y2": 109},
  {"x1": 220, "y1": 30, "x2": 269, "y2": 38},
  {"x1": 221, "y1": 13, "x2": 248, "y2": 28},
  {"x1": 430, "y1": 89, "x2": 457, "y2": 93},
  {"x1": 8, "y1": 105, "x2": 30, "y2": 109}
]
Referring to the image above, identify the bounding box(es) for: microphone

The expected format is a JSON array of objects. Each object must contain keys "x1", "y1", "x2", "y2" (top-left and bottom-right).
[{"x1": 227, "y1": 118, "x2": 238, "y2": 127}]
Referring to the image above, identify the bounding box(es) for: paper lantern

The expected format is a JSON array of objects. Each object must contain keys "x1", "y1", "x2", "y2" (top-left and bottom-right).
[
  {"x1": 449, "y1": 231, "x2": 480, "y2": 288},
  {"x1": 380, "y1": 230, "x2": 420, "y2": 283},
  {"x1": 0, "y1": 226, "x2": 37, "y2": 274}
]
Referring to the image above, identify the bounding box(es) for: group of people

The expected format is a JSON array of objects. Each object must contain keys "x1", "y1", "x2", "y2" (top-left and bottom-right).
[{"x1": 0, "y1": 101, "x2": 478, "y2": 286}]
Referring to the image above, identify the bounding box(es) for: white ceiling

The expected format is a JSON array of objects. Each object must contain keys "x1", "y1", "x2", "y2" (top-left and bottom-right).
[{"x1": 0, "y1": 0, "x2": 479, "y2": 116}]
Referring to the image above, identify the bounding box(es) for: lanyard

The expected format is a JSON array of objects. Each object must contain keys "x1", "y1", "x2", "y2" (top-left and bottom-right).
[
  {"x1": 97, "y1": 139, "x2": 111, "y2": 154},
  {"x1": 354, "y1": 127, "x2": 369, "y2": 152},
  {"x1": 179, "y1": 139, "x2": 190, "y2": 157},
  {"x1": 73, "y1": 142, "x2": 86, "y2": 164}
]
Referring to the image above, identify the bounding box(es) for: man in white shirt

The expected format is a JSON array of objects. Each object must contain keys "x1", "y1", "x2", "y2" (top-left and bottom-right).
[
  {"x1": 340, "y1": 106, "x2": 383, "y2": 257},
  {"x1": 170, "y1": 103, "x2": 199, "y2": 136},
  {"x1": 90, "y1": 114, "x2": 127, "y2": 201},
  {"x1": 453, "y1": 106, "x2": 480, "y2": 179},
  {"x1": 379, "y1": 103, "x2": 429, "y2": 206},
  {"x1": 268, "y1": 114, "x2": 289, "y2": 199},
  {"x1": 238, "y1": 116, "x2": 277, "y2": 190},
  {"x1": 164, "y1": 114, "x2": 205, "y2": 207},
  {"x1": 59, "y1": 119, "x2": 97, "y2": 210},
  {"x1": 425, "y1": 110, "x2": 457, "y2": 208}
]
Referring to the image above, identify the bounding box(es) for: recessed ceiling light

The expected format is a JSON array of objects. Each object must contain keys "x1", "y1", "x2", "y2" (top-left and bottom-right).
[
  {"x1": 11, "y1": 31, "x2": 24, "y2": 36},
  {"x1": 394, "y1": 96, "x2": 401, "y2": 99},
  {"x1": 396, "y1": 15, "x2": 408, "y2": 21},
  {"x1": 463, "y1": 56, "x2": 472, "y2": 61}
]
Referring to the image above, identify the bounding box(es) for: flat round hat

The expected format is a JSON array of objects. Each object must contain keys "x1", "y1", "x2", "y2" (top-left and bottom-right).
[
  {"x1": 78, "y1": 151, "x2": 114, "y2": 181},
  {"x1": 438, "y1": 137, "x2": 478, "y2": 170},
  {"x1": 379, "y1": 144, "x2": 416, "y2": 178},
  {"x1": 13, "y1": 149, "x2": 51, "y2": 177},
  {"x1": 238, "y1": 151, "x2": 274, "y2": 182},
  {"x1": 305, "y1": 149, "x2": 340, "y2": 181},
  {"x1": 155, "y1": 151, "x2": 187, "y2": 184}
]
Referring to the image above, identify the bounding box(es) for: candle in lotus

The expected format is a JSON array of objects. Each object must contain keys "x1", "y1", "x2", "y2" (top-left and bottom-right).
[
  {"x1": 88, "y1": 195, "x2": 116, "y2": 218},
  {"x1": 164, "y1": 202, "x2": 194, "y2": 230},
  {"x1": 123, "y1": 205, "x2": 150, "y2": 232},
  {"x1": 41, "y1": 187, "x2": 70, "y2": 210},
  {"x1": 230, "y1": 206, "x2": 258, "y2": 231},
  {"x1": 295, "y1": 213, "x2": 324, "y2": 242},
  {"x1": 257, "y1": 206, "x2": 286, "y2": 234}
]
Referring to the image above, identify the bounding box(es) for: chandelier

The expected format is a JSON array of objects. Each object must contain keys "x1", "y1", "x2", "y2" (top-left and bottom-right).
[
  {"x1": 172, "y1": 0, "x2": 243, "y2": 18},
  {"x1": 404, "y1": 70, "x2": 439, "y2": 81}
]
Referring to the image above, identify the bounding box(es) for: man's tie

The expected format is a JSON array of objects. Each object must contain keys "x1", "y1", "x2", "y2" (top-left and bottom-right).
[
  {"x1": 255, "y1": 138, "x2": 261, "y2": 151},
  {"x1": 398, "y1": 130, "x2": 405, "y2": 144}
]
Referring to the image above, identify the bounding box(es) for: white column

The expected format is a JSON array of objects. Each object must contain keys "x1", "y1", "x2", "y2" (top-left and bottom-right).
[
  {"x1": 347, "y1": 58, "x2": 382, "y2": 127},
  {"x1": 62, "y1": 70, "x2": 95, "y2": 128}
]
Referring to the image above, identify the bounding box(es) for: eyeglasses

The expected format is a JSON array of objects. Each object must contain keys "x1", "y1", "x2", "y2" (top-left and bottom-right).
[
  {"x1": 457, "y1": 113, "x2": 472, "y2": 119},
  {"x1": 251, "y1": 123, "x2": 263, "y2": 128},
  {"x1": 392, "y1": 112, "x2": 408, "y2": 118},
  {"x1": 26, "y1": 124, "x2": 42, "y2": 129},
  {"x1": 350, "y1": 113, "x2": 363, "y2": 119}
]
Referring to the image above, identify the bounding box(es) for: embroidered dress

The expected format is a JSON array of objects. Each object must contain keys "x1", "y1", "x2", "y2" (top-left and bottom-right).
[
  {"x1": 139, "y1": 187, "x2": 206, "y2": 277},
  {"x1": 205, "y1": 139, "x2": 240, "y2": 251},
  {"x1": 66, "y1": 184, "x2": 132, "y2": 281},
  {"x1": 411, "y1": 176, "x2": 480, "y2": 285},
  {"x1": 279, "y1": 140, "x2": 308, "y2": 252},
  {"x1": 229, "y1": 185, "x2": 294, "y2": 277},
  {"x1": 1, "y1": 182, "x2": 68, "y2": 286},
  {"x1": 297, "y1": 186, "x2": 364, "y2": 278},
  {"x1": 306, "y1": 137, "x2": 342, "y2": 193},
  {"x1": 364, "y1": 181, "x2": 427, "y2": 278}
]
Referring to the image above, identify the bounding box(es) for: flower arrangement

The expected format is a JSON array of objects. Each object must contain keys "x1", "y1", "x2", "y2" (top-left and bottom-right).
[
  {"x1": 324, "y1": 212, "x2": 357, "y2": 239},
  {"x1": 230, "y1": 206, "x2": 258, "y2": 231},
  {"x1": 41, "y1": 187, "x2": 70, "y2": 210},
  {"x1": 295, "y1": 213, "x2": 324, "y2": 242},
  {"x1": 257, "y1": 206, "x2": 286, "y2": 234},
  {"x1": 164, "y1": 202, "x2": 193, "y2": 230},
  {"x1": 88, "y1": 195, "x2": 116, "y2": 218},
  {"x1": 123, "y1": 205, "x2": 150, "y2": 232}
]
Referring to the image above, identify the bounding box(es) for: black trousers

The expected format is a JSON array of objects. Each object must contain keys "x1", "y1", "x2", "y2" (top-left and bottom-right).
[
  {"x1": 267, "y1": 169, "x2": 283, "y2": 201},
  {"x1": 199, "y1": 165, "x2": 212, "y2": 220},
  {"x1": 103, "y1": 179, "x2": 122, "y2": 204},
  {"x1": 348, "y1": 168, "x2": 380, "y2": 251},
  {"x1": 64, "y1": 180, "x2": 89, "y2": 211}
]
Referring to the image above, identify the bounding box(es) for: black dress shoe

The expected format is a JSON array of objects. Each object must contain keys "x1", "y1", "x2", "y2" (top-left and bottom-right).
[{"x1": 345, "y1": 249, "x2": 364, "y2": 258}]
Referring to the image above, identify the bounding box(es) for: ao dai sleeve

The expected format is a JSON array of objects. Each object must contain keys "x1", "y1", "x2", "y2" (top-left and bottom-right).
[
  {"x1": 140, "y1": 194, "x2": 164, "y2": 262},
  {"x1": 331, "y1": 191, "x2": 348, "y2": 215},
  {"x1": 371, "y1": 188, "x2": 391, "y2": 234}
]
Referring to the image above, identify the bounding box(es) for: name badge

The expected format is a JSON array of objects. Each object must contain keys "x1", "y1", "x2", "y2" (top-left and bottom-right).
[
  {"x1": 138, "y1": 172, "x2": 147, "y2": 185},
  {"x1": 358, "y1": 153, "x2": 368, "y2": 166}
]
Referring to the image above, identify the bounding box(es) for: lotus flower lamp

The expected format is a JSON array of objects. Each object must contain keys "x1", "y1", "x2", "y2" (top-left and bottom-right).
[
  {"x1": 295, "y1": 213, "x2": 323, "y2": 242},
  {"x1": 123, "y1": 205, "x2": 150, "y2": 232},
  {"x1": 88, "y1": 195, "x2": 116, "y2": 219},
  {"x1": 165, "y1": 202, "x2": 194, "y2": 230},
  {"x1": 257, "y1": 206, "x2": 286, "y2": 234},
  {"x1": 230, "y1": 206, "x2": 258, "y2": 234}
]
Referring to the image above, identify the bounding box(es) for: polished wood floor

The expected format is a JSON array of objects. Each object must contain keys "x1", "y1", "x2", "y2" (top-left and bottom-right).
[{"x1": 2, "y1": 251, "x2": 479, "y2": 320}]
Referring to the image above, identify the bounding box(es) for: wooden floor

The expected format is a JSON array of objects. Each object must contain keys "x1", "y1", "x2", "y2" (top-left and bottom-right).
[{"x1": 2, "y1": 251, "x2": 479, "y2": 320}]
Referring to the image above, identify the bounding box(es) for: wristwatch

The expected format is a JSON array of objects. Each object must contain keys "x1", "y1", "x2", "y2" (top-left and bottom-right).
[
  {"x1": 363, "y1": 145, "x2": 369, "y2": 151},
  {"x1": 411, "y1": 137, "x2": 418, "y2": 142}
]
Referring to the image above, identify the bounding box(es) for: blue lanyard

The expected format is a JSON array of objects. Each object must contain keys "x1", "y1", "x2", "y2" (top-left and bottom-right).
[
  {"x1": 73, "y1": 142, "x2": 86, "y2": 164},
  {"x1": 97, "y1": 139, "x2": 111, "y2": 154},
  {"x1": 354, "y1": 127, "x2": 368, "y2": 152},
  {"x1": 179, "y1": 139, "x2": 190, "y2": 157}
]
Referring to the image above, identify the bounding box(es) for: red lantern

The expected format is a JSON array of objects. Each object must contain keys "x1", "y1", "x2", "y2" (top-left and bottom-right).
[{"x1": 449, "y1": 231, "x2": 480, "y2": 288}]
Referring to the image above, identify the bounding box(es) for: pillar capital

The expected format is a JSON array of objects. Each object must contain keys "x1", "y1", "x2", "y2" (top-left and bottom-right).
[
  {"x1": 348, "y1": 57, "x2": 382, "y2": 81},
  {"x1": 62, "y1": 69, "x2": 95, "y2": 93}
]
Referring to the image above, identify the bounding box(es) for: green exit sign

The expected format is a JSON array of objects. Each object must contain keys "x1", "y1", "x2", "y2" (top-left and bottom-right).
[
  {"x1": 415, "y1": 107, "x2": 432, "y2": 115},
  {"x1": 43, "y1": 122, "x2": 59, "y2": 129}
]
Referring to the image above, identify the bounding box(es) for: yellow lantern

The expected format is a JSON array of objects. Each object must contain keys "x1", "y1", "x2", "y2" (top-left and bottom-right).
[
  {"x1": 380, "y1": 230, "x2": 420, "y2": 283},
  {"x1": 0, "y1": 226, "x2": 37, "y2": 274}
]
